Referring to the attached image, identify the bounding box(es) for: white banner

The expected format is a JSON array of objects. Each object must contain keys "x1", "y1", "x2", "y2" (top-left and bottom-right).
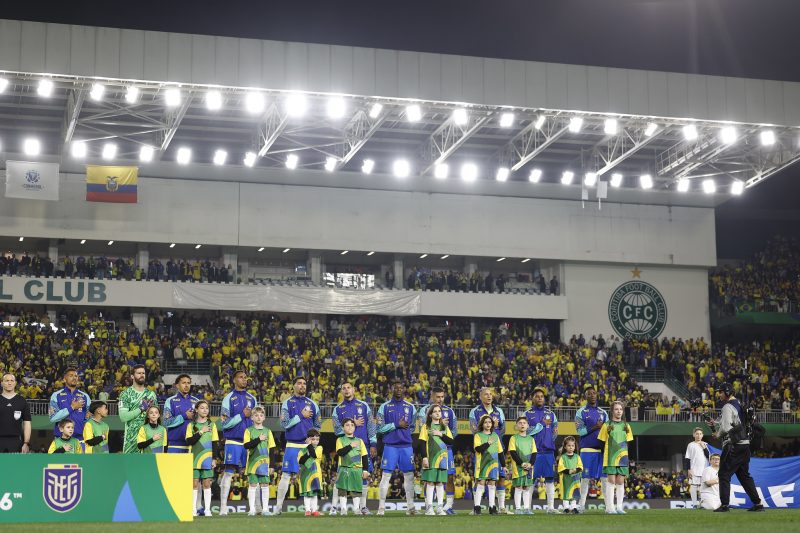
[
  {"x1": 5, "y1": 160, "x2": 60, "y2": 201},
  {"x1": 172, "y1": 283, "x2": 422, "y2": 315}
]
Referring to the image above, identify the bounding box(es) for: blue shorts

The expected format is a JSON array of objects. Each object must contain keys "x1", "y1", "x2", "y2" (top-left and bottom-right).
[
  {"x1": 167, "y1": 443, "x2": 190, "y2": 454},
  {"x1": 580, "y1": 450, "x2": 604, "y2": 479},
  {"x1": 534, "y1": 452, "x2": 556, "y2": 480},
  {"x1": 223, "y1": 441, "x2": 246, "y2": 469},
  {"x1": 447, "y1": 448, "x2": 456, "y2": 476},
  {"x1": 282, "y1": 443, "x2": 306, "y2": 474},
  {"x1": 381, "y1": 445, "x2": 414, "y2": 473}
]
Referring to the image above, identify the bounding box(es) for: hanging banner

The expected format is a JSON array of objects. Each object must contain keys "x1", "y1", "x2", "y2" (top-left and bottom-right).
[
  {"x1": 172, "y1": 283, "x2": 422, "y2": 315},
  {"x1": 0, "y1": 454, "x2": 192, "y2": 522},
  {"x1": 709, "y1": 446, "x2": 800, "y2": 508},
  {"x1": 86, "y1": 165, "x2": 138, "y2": 203},
  {"x1": 4, "y1": 160, "x2": 60, "y2": 201}
]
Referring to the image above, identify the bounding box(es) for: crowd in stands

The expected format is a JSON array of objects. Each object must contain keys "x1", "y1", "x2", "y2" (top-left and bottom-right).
[
  {"x1": 0, "y1": 252, "x2": 233, "y2": 283},
  {"x1": 710, "y1": 235, "x2": 800, "y2": 315},
  {"x1": 403, "y1": 267, "x2": 559, "y2": 295}
]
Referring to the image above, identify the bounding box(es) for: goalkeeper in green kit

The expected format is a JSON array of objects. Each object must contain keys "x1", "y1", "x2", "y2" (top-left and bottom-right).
[{"x1": 118, "y1": 365, "x2": 158, "y2": 454}]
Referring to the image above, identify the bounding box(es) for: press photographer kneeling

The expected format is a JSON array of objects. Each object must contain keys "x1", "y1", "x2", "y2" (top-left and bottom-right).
[{"x1": 707, "y1": 383, "x2": 764, "y2": 512}]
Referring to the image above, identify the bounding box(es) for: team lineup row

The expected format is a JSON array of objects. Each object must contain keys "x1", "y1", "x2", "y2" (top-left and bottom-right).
[{"x1": 44, "y1": 367, "x2": 635, "y2": 517}]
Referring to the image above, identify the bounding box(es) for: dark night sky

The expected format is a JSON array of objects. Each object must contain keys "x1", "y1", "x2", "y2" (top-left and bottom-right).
[{"x1": 2, "y1": 0, "x2": 799, "y2": 258}]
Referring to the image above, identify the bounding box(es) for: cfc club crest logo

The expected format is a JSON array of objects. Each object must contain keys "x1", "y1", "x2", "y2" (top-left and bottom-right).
[
  {"x1": 608, "y1": 279, "x2": 667, "y2": 340},
  {"x1": 43, "y1": 464, "x2": 82, "y2": 513}
]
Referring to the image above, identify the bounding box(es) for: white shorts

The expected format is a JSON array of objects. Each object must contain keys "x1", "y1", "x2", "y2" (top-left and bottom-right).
[
  {"x1": 701, "y1": 496, "x2": 720, "y2": 510},
  {"x1": 690, "y1": 475, "x2": 703, "y2": 486}
]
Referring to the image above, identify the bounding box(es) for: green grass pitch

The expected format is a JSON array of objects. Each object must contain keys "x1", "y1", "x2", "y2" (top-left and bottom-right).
[{"x1": 4, "y1": 510, "x2": 797, "y2": 533}]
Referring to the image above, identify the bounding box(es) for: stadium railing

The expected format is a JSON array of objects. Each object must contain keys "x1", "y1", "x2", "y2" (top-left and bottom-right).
[{"x1": 24, "y1": 400, "x2": 797, "y2": 424}]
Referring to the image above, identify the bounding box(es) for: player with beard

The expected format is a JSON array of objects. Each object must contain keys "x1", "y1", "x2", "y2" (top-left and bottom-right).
[{"x1": 118, "y1": 364, "x2": 158, "y2": 454}]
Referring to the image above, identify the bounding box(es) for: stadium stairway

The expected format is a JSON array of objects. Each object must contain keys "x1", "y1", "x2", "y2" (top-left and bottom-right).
[{"x1": 626, "y1": 366, "x2": 692, "y2": 401}]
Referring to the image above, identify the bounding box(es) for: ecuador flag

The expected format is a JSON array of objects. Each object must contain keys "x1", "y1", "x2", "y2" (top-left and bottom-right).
[{"x1": 86, "y1": 165, "x2": 138, "y2": 203}]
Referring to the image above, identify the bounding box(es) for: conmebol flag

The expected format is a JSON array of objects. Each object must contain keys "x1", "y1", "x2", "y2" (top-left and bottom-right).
[{"x1": 86, "y1": 165, "x2": 138, "y2": 203}]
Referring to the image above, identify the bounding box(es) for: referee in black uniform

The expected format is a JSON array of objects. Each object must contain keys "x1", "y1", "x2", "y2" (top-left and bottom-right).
[{"x1": 0, "y1": 373, "x2": 31, "y2": 453}]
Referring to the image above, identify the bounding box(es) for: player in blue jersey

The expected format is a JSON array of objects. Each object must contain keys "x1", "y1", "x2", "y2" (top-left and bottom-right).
[
  {"x1": 275, "y1": 376, "x2": 322, "y2": 515},
  {"x1": 48, "y1": 368, "x2": 91, "y2": 448},
  {"x1": 417, "y1": 386, "x2": 458, "y2": 514},
  {"x1": 524, "y1": 387, "x2": 559, "y2": 513},
  {"x1": 219, "y1": 370, "x2": 258, "y2": 516},
  {"x1": 332, "y1": 381, "x2": 377, "y2": 515},
  {"x1": 376, "y1": 381, "x2": 417, "y2": 516},
  {"x1": 163, "y1": 374, "x2": 199, "y2": 453},
  {"x1": 469, "y1": 388, "x2": 507, "y2": 513},
  {"x1": 574, "y1": 385, "x2": 608, "y2": 513}
]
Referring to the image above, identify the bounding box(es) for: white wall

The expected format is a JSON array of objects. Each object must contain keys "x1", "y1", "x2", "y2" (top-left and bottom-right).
[
  {"x1": 1, "y1": 18, "x2": 798, "y2": 125},
  {"x1": 563, "y1": 263, "x2": 711, "y2": 341},
  {"x1": 0, "y1": 172, "x2": 717, "y2": 267}
]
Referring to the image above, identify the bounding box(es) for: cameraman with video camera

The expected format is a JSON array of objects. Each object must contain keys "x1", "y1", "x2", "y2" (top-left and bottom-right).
[{"x1": 707, "y1": 383, "x2": 763, "y2": 512}]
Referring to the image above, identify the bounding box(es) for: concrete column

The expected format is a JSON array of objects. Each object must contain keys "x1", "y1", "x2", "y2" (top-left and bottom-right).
[
  {"x1": 308, "y1": 251, "x2": 322, "y2": 285},
  {"x1": 48, "y1": 239, "x2": 59, "y2": 265},
  {"x1": 132, "y1": 311, "x2": 148, "y2": 332},
  {"x1": 223, "y1": 247, "x2": 238, "y2": 283},
  {"x1": 464, "y1": 257, "x2": 478, "y2": 275},
  {"x1": 136, "y1": 243, "x2": 149, "y2": 271},
  {"x1": 393, "y1": 255, "x2": 404, "y2": 289},
  {"x1": 470, "y1": 321, "x2": 477, "y2": 338}
]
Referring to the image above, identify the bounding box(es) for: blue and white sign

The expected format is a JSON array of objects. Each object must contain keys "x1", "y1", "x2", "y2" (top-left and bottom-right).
[
  {"x1": 5, "y1": 160, "x2": 60, "y2": 201},
  {"x1": 711, "y1": 446, "x2": 800, "y2": 508}
]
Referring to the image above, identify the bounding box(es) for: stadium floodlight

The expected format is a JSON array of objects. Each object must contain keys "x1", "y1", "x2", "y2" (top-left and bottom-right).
[
  {"x1": 452, "y1": 108, "x2": 468, "y2": 126},
  {"x1": 243, "y1": 151, "x2": 257, "y2": 168},
  {"x1": 139, "y1": 145, "x2": 155, "y2": 162},
  {"x1": 213, "y1": 149, "x2": 228, "y2": 166},
  {"x1": 461, "y1": 162, "x2": 478, "y2": 182},
  {"x1": 0, "y1": 78, "x2": 8, "y2": 93},
  {"x1": 325, "y1": 157, "x2": 337, "y2": 172},
  {"x1": 367, "y1": 251, "x2": 375, "y2": 256},
  {"x1": 496, "y1": 257, "x2": 506, "y2": 262},
  {"x1": 205, "y1": 90, "x2": 223, "y2": 111},
  {"x1": 434, "y1": 163, "x2": 449, "y2": 180},
  {"x1": 285, "y1": 93, "x2": 308, "y2": 117},
  {"x1": 496, "y1": 167, "x2": 510, "y2": 182},
  {"x1": 440, "y1": 255, "x2": 450, "y2": 259},
  {"x1": 18, "y1": 237, "x2": 23, "y2": 242},
  {"x1": 584, "y1": 172, "x2": 597, "y2": 187},
  {"x1": 169, "y1": 243, "x2": 176, "y2": 248},
  {"x1": 760, "y1": 130, "x2": 776, "y2": 146},
  {"x1": 285, "y1": 154, "x2": 299, "y2": 170},
  {"x1": 529, "y1": 168, "x2": 542, "y2": 183},
  {"x1": 80, "y1": 239, "x2": 87, "y2": 244},
  {"x1": 610, "y1": 173, "x2": 623, "y2": 187},
  {"x1": 362, "y1": 159, "x2": 375, "y2": 174},
  {"x1": 258, "y1": 247, "x2": 265, "y2": 252},
  {"x1": 731, "y1": 180, "x2": 745, "y2": 196},
  {"x1": 282, "y1": 248, "x2": 291, "y2": 253},
  {"x1": 521, "y1": 258, "x2": 531, "y2": 263},
  {"x1": 604, "y1": 119, "x2": 618, "y2": 135},
  {"x1": 245, "y1": 92, "x2": 266, "y2": 114},
  {"x1": 406, "y1": 104, "x2": 422, "y2": 122},
  {"x1": 23, "y1": 138, "x2": 40, "y2": 156},
  {"x1": 101, "y1": 143, "x2": 117, "y2": 160},
  {"x1": 369, "y1": 103, "x2": 383, "y2": 118},
  {"x1": 37, "y1": 79, "x2": 54, "y2": 97},
  {"x1": 89, "y1": 83, "x2": 105, "y2": 101},
  {"x1": 164, "y1": 87, "x2": 181, "y2": 107},
  {"x1": 71, "y1": 141, "x2": 87, "y2": 159},
  {"x1": 561, "y1": 170, "x2": 574, "y2": 185},
  {"x1": 720, "y1": 126, "x2": 737, "y2": 144},
  {"x1": 419, "y1": 254, "x2": 428, "y2": 259},
  {"x1": 702, "y1": 179, "x2": 716, "y2": 194},
  {"x1": 500, "y1": 112, "x2": 515, "y2": 128},
  {"x1": 125, "y1": 86, "x2": 139, "y2": 104},
  {"x1": 327, "y1": 96, "x2": 347, "y2": 119},
  {"x1": 108, "y1": 240, "x2": 114, "y2": 245},
  {"x1": 195, "y1": 244, "x2": 202, "y2": 249},
  {"x1": 640, "y1": 174, "x2": 653, "y2": 189},
  {"x1": 683, "y1": 124, "x2": 698, "y2": 141},
  {"x1": 534, "y1": 115, "x2": 546, "y2": 130},
  {"x1": 677, "y1": 177, "x2": 690, "y2": 192},
  {"x1": 644, "y1": 122, "x2": 658, "y2": 136},
  {"x1": 176, "y1": 147, "x2": 191, "y2": 165},
  {"x1": 340, "y1": 250, "x2": 349, "y2": 255},
  {"x1": 568, "y1": 117, "x2": 583, "y2": 133},
  {"x1": 393, "y1": 159, "x2": 410, "y2": 178}
]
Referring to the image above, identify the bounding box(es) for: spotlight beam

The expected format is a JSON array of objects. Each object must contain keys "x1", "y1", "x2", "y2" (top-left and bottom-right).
[{"x1": 420, "y1": 113, "x2": 492, "y2": 176}]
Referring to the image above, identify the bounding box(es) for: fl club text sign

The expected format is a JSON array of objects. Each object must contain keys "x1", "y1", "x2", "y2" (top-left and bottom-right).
[{"x1": 0, "y1": 278, "x2": 107, "y2": 304}]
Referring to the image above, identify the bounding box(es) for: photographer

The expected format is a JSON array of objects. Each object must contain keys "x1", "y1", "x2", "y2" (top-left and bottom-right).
[{"x1": 708, "y1": 383, "x2": 763, "y2": 512}]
